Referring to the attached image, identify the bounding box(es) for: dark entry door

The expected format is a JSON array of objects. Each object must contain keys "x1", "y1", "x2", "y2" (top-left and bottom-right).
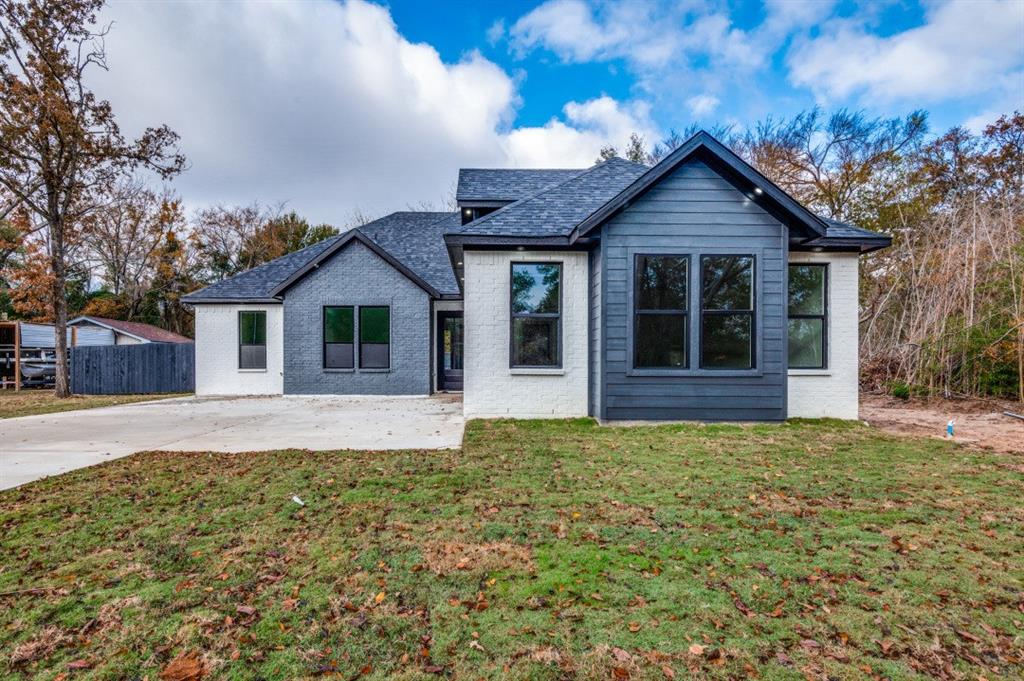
[{"x1": 437, "y1": 312, "x2": 463, "y2": 391}]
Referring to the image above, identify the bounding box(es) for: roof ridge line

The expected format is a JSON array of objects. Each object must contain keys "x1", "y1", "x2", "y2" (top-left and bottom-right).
[
  {"x1": 451, "y1": 163, "x2": 605, "y2": 234},
  {"x1": 424, "y1": 211, "x2": 459, "y2": 228},
  {"x1": 458, "y1": 166, "x2": 583, "y2": 171}
]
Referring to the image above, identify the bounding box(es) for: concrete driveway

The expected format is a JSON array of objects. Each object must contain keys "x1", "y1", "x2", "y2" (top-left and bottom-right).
[{"x1": 0, "y1": 394, "x2": 464, "y2": 491}]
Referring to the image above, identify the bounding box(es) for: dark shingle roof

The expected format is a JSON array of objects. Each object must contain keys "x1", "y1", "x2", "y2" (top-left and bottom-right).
[
  {"x1": 185, "y1": 155, "x2": 890, "y2": 306},
  {"x1": 822, "y1": 218, "x2": 886, "y2": 240},
  {"x1": 456, "y1": 168, "x2": 584, "y2": 202},
  {"x1": 357, "y1": 212, "x2": 460, "y2": 295},
  {"x1": 449, "y1": 158, "x2": 650, "y2": 238},
  {"x1": 183, "y1": 212, "x2": 460, "y2": 303},
  {"x1": 183, "y1": 236, "x2": 342, "y2": 302}
]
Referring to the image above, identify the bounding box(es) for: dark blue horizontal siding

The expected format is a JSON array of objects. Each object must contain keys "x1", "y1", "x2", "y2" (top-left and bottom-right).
[{"x1": 601, "y1": 159, "x2": 787, "y2": 422}]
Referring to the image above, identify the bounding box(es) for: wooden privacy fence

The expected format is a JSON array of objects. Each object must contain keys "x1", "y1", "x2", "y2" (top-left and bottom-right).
[{"x1": 70, "y1": 343, "x2": 194, "y2": 395}]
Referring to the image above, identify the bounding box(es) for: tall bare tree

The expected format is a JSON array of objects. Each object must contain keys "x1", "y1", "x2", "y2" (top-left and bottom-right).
[
  {"x1": 733, "y1": 108, "x2": 928, "y2": 225},
  {"x1": 83, "y1": 180, "x2": 176, "y2": 317},
  {"x1": 192, "y1": 203, "x2": 338, "y2": 281},
  {"x1": 0, "y1": 0, "x2": 184, "y2": 396}
]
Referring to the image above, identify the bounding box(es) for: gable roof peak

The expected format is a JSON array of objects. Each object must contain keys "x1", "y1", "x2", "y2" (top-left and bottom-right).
[{"x1": 571, "y1": 130, "x2": 829, "y2": 241}]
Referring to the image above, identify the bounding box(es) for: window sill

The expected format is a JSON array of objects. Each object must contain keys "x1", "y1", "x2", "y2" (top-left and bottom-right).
[
  {"x1": 788, "y1": 369, "x2": 831, "y2": 377},
  {"x1": 626, "y1": 368, "x2": 763, "y2": 378},
  {"x1": 238, "y1": 369, "x2": 267, "y2": 373},
  {"x1": 510, "y1": 367, "x2": 564, "y2": 376},
  {"x1": 359, "y1": 368, "x2": 391, "y2": 373},
  {"x1": 324, "y1": 368, "x2": 355, "y2": 373}
]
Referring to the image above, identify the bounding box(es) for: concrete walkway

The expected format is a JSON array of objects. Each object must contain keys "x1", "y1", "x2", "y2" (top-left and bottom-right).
[{"x1": 0, "y1": 394, "x2": 464, "y2": 491}]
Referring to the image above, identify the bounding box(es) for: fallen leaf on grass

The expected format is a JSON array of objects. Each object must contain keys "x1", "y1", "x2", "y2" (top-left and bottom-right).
[
  {"x1": 159, "y1": 652, "x2": 207, "y2": 681},
  {"x1": 66, "y1": 659, "x2": 92, "y2": 670},
  {"x1": 688, "y1": 644, "x2": 705, "y2": 656},
  {"x1": 732, "y1": 593, "x2": 755, "y2": 618}
]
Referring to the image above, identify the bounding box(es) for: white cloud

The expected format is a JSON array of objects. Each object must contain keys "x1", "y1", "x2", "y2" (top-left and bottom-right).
[
  {"x1": 486, "y1": 19, "x2": 505, "y2": 46},
  {"x1": 788, "y1": 0, "x2": 1024, "y2": 103},
  {"x1": 503, "y1": 0, "x2": 836, "y2": 126},
  {"x1": 91, "y1": 0, "x2": 652, "y2": 225},
  {"x1": 686, "y1": 94, "x2": 720, "y2": 118},
  {"x1": 505, "y1": 96, "x2": 658, "y2": 167},
  {"x1": 761, "y1": 0, "x2": 837, "y2": 34},
  {"x1": 508, "y1": 0, "x2": 685, "y2": 68},
  {"x1": 508, "y1": 0, "x2": 840, "y2": 76}
]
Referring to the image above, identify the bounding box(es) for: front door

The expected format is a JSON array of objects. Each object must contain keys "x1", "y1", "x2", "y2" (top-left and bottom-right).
[{"x1": 437, "y1": 312, "x2": 464, "y2": 391}]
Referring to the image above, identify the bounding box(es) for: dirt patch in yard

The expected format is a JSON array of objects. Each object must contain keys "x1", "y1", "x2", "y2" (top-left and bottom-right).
[{"x1": 860, "y1": 393, "x2": 1024, "y2": 455}]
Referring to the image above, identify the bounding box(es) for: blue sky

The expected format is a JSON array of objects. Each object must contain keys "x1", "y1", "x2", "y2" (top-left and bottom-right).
[
  {"x1": 96, "y1": 0, "x2": 1023, "y2": 225},
  {"x1": 391, "y1": 0, "x2": 1018, "y2": 136}
]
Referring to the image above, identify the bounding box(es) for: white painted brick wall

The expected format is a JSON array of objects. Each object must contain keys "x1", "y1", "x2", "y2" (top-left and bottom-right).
[
  {"x1": 463, "y1": 250, "x2": 588, "y2": 418},
  {"x1": 787, "y1": 252, "x2": 859, "y2": 419},
  {"x1": 194, "y1": 304, "x2": 284, "y2": 395}
]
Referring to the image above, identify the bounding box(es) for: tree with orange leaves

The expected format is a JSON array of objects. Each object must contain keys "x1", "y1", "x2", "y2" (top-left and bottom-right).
[{"x1": 0, "y1": 0, "x2": 185, "y2": 396}]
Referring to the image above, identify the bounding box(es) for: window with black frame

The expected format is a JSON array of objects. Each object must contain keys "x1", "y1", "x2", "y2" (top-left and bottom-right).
[
  {"x1": 323, "y1": 306, "x2": 354, "y2": 369},
  {"x1": 238, "y1": 311, "x2": 267, "y2": 370},
  {"x1": 701, "y1": 255, "x2": 755, "y2": 369},
  {"x1": 634, "y1": 255, "x2": 688, "y2": 368},
  {"x1": 510, "y1": 262, "x2": 561, "y2": 367},
  {"x1": 359, "y1": 306, "x2": 390, "y2": 369},
  {"x1": 788, "y1": 264, "x2": 827, "y2": 369}
]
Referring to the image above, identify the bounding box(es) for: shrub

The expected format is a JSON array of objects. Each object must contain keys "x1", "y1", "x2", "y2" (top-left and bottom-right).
[{"x1": 890, "y1": 381, "x2": 911, "y2": 400}]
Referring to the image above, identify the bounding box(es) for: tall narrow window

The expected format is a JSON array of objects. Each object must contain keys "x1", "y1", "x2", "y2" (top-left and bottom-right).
[
  {"x1": 634, "y1": 255, "x2": 688, "y2": 368},
  {"x1": 323, "y1": 306, "x2": 354, "y2": 369},
  {"x1": 510, "y1": 262, "x2": 561, "y2": 367},
  {"x1": 238, "y1": 311, "x2": 267, "y2": 370},
  {"x1": 359, "y1": 306, "x2": 390, "y2": 369},
  {"x1": 788, "y1": 264, "x2": 827, "y2": 369},
  {"x1": 701, "y1": 255, "x2": 755, "y2": 369}
]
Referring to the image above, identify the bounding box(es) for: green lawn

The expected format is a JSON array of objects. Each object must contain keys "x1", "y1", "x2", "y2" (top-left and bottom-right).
[
  {"x1": 1, "y1": 419, "x2": 1021, "y2": 680},
  {"x1": 0, "y1": 391, "x2": 188, "y2": 419}
]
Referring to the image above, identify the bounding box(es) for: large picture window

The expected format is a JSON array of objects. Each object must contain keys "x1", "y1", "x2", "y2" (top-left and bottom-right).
[
  {"x1": 323, "y1": 306, "x2": 354, "y2": 369},
  {"x1": 359, "y1": 306, "x2": 390, "y2": 369},
  {"x1": 788, "y1": 264, "x2": 827, "y2": 369},
  {"x1": 238, "y1": 311, "x2": 267, "y2": 370},
  {"x1": 701, "y1": 255, "x2": 755, "y2": 369},
  {"x1": 634, "y1": 255, "x2": 688, "y2": 368},
  {"x1": 510, "y1": 262, "x2": 561, "y2": 367}
]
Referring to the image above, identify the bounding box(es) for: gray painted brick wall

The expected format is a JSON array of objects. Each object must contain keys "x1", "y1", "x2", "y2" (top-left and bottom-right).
[{"x1": 283, "y1": 240, "x2": 431, "y2": 395}]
